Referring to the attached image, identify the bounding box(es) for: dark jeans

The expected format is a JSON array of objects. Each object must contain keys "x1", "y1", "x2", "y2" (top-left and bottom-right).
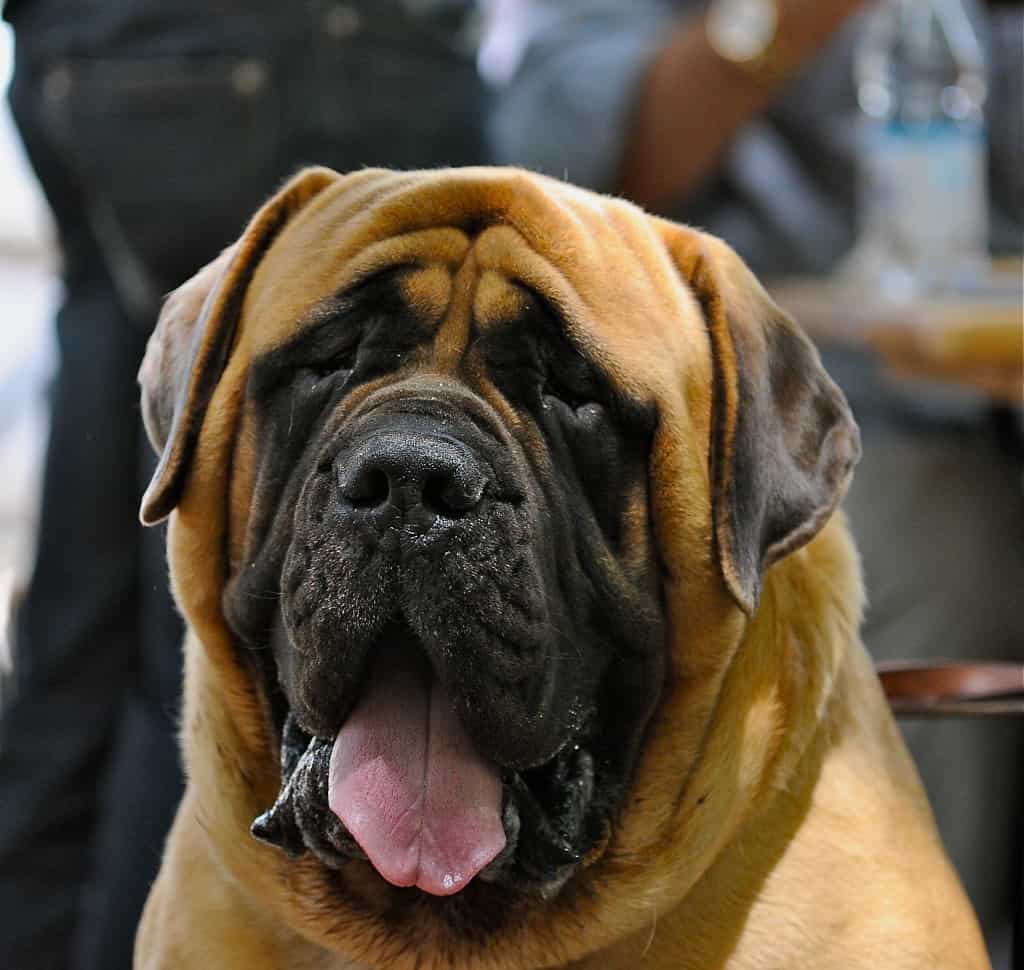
[
  {"x1": 0, "y1": 3, "x2": 485, "y2": 968},
  {"x1": 0, "y1": 273, "x2": 185, "y2": 970},
  {"x1": 0, "y1": 52, "x2": 187, "y2": 966}
]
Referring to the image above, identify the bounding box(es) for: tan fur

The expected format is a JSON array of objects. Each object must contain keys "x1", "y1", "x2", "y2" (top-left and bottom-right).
[{"x1": 136, "y1": 168, "x2": 988, "y2": 969}]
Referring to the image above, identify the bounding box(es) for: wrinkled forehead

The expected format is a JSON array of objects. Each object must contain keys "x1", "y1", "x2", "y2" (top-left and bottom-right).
[{"x1": 237, "y1": 167, "x2": 710, "y2": 400}]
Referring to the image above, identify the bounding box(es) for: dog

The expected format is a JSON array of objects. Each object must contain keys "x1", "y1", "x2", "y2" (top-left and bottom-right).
[{"x1": 135, "y1": 167, "x2": 989, "y2": 969}]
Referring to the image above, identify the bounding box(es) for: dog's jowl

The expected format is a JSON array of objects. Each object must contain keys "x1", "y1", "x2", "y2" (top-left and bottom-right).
[{"x1": 135, "y1": 167, "x2": 989, "y2": 970}]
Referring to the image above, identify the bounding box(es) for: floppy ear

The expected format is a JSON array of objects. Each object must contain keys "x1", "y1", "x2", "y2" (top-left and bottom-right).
[
  {"x1": 666, "y1": 228, "x2": 860, "y2": 614},
  {"x1": 138, "y1": 167, "x2": 339, "y2": 526}
]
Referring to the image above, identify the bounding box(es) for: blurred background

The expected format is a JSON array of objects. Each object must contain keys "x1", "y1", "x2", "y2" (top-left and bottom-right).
[
  {"x1": 0, "y1": 2, "x2": 1020, "y2": 969},
  {"x1": 0, "y1": 20, "x2": 56, "y2": 676}
]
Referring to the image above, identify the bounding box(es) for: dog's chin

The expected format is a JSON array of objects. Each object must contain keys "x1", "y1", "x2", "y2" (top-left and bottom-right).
[{"x1": 251, "y1": 622, "x2": 606, "y2": 902}]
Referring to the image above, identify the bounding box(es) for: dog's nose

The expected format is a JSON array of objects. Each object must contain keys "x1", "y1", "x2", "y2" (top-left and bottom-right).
[{"x1": 337, "y1": 432, "x2": 487, "y2": 522}]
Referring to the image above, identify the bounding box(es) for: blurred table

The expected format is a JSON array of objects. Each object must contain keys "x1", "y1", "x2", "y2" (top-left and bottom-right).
[{"x1": 771, "y1": 262, "x2": 1023, "y2": 406}]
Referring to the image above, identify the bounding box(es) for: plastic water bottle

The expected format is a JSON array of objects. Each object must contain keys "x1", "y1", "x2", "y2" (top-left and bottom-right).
[{"x1": 851, "y1": 0, "x2": 989, "y2": 299}]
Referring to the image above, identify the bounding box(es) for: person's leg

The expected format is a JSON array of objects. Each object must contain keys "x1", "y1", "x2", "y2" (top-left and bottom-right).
[
  {"x1": 71, "y1": 446, "x2": 184, "y2": 970},
  {"x1": 1, "y1": 57, "x2": 190, "y2": 969},
  {"x1": 0, "y1": 283, "x2": 148, "y2": 970}
]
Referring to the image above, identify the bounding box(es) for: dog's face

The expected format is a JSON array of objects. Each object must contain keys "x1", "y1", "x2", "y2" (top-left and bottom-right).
[
  {"x1": 225, "y1": 266, "x2": 666, "y2": 898},
  {"x1": 140, "y1": 168, "x2": 858, "y2": 965}
]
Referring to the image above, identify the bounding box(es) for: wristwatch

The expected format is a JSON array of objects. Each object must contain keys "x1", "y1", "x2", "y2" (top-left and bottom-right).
[{"x1": 705, "y1": 0, "x2": 794, "y2": 86}]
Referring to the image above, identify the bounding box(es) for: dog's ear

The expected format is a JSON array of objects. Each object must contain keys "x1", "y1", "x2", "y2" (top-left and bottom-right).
[
  {"x1": 138, "y1": 167, "x2": 338, "y2": 526},
  {"x1": 665, "y1": 228, "x2": 860, "y2": 614}
]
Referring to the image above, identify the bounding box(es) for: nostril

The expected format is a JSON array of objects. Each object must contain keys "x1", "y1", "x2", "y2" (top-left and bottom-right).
[
  {"x1": 422, "y1": 472, "x2": 485, "y2": 518},
  {"x1": 336, "y1": 431, "x2": 490, "y2": 522},
  {"x1": 345, "y1": 467, "x2": 390, "y2": 509}
]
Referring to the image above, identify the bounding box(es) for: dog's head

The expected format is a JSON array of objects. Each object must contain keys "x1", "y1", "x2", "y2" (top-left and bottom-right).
[{"x1": 141, "y1": 167, "x2": 859, "y2": 966}]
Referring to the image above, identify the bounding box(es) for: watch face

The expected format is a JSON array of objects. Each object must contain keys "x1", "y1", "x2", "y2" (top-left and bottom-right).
[{"x1": 707, "y1": 0, "x2": 778, "y2": 64}]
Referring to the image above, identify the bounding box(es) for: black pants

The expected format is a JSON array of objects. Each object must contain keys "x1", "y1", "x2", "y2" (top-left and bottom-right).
[
  {"x1": 0, "y1": 46, "x2": 190, "y2": 967},
  {"x1": 0, "y1": 284, "x2": 184, "y2": 970},
  {"x1": 0, "y1": 5, "x2": 487, "y2": 966}
]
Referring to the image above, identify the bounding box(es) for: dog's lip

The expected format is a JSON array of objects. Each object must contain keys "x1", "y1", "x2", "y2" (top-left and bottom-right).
[
  {"x1": 252, "y1": 624, "x2": 598, "y2": 892},
  {"x1": 318, "y1": 619, "x2": 588, "y2": 771},
  {"x1": 256, "y1": 722, "x2": 595, "y2": 882}
]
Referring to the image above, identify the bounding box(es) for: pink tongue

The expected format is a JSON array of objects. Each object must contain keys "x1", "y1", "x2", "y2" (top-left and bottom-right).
[{"x1": 328, "y1": 646, "x2": 506, "y2": 896}]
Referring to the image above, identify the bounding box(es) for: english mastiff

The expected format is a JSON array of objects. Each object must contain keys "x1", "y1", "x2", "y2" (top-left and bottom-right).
[{"x1": 136, "y1": 167, "x2": 988, "y2": 969}]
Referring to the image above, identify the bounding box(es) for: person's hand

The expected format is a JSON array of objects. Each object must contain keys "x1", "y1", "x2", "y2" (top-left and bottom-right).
[{"x1": 619, "y1": 0, "x2": 871, "y2": 208}]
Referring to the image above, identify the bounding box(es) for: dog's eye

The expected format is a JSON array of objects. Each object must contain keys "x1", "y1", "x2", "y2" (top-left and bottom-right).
[
  {"x1": 305, "y1": 347, "x2": 358, "y2": 382},
  {"x1": 542, "y1": 388, "x2": 607, "y2": 435},
  {"x1": 543, "y1": 383, "x2": 589, "y2": 413},
  {"x1": 542, "y1": 368, "x2": 603, "y2": 418}
]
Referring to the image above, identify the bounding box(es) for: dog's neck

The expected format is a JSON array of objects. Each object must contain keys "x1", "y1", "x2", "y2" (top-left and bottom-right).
[
  {"x1": 169, "y1": 514, "x2": 880, "y2": 970},
  {"x1": 567, "y1": 517, "x2": 949, "y2": 970}
]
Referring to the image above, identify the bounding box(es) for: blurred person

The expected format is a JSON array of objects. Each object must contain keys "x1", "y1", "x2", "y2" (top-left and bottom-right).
[
  {"x1": 0, "y1": 2, "x2": 487, "y2": 969},
  {"x1": 488, "y1": 0, "x2": 1023, "y2": 967}
]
